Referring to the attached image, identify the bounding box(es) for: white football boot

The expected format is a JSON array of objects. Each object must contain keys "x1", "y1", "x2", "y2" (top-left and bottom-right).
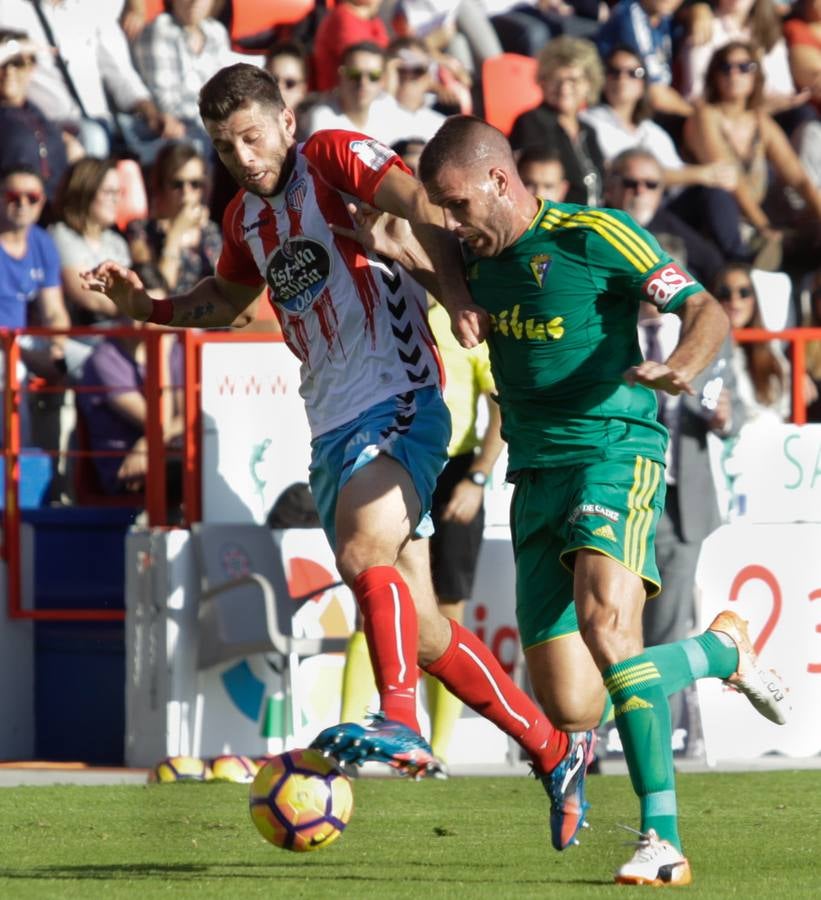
[
  {"x1": 707, "y1": 610, "x2": 790, "y2": 725},
  {"x1": 615, "y1": 828, "x2": 692, "y2": 887}
]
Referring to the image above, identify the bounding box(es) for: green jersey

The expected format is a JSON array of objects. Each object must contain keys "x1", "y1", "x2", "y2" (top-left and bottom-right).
[{"x1": 465, "y1": 200, "x2": 704, "y2": 471}]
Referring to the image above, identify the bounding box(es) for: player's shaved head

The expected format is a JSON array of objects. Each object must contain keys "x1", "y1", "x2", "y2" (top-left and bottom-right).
[{"x1": 418, "y1": 116, "x2": 516, "y2": 186}]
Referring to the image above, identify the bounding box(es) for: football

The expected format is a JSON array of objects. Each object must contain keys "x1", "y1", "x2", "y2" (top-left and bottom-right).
[
  {"x1": 249, "y1": 748, "x2": 354, "y2": 852},
  {"x1": 151, "y1": 756, "x2": 212, "y2": 783},
  {"x1": 210, "y1": 755, "x2": 258, "y2": 783}
]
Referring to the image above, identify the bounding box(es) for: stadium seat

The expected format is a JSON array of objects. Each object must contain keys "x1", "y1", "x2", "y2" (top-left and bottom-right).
[
  {"x1": 750, "y1": 268, "x2": 794, "y2": 332},
  {"x1": 230, "y1": 0, "x2": 317, "y2": 44},
  {"x1": 192, "y1": 523, "x2": 349, "y2": 740},
  {"x1": 115, "y1": 158, "x2": 148, "y2": 233},
  {"x1": 482, "y1": 53, "x2": 541, "y2": 137}
]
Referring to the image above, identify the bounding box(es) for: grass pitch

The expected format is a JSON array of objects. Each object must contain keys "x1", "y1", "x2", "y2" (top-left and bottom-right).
[{"x1": 0, "y1": 770, "x2": 818, "y2": 899}]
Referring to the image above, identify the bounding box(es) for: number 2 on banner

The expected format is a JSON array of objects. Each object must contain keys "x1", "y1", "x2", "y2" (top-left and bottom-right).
[
  {"x1": 729, "y1": 565, "x2": 781, "y2": 657},
  {"x1": 730, "y1": 565, "x2": 821, "y2": 674}
]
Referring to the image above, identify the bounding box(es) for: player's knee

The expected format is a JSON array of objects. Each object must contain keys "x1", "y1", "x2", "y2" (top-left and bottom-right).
[{"x1": 532, "y1": 681, "x2": 603, "y2": 732}]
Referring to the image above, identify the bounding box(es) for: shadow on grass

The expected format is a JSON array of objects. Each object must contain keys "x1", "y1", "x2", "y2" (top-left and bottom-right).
[{"x1": 0, "y1": 863, "x2": 611, "y2": 888}]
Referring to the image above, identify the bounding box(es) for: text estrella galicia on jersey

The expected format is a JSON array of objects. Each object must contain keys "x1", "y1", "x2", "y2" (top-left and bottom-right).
[
  {"x1": 265, "y1": 236, "x2": 332, "y2": 313},
  {"x1": 529, "y1": 253, "x2": 552, "y2": 288},
  {"x1": 642, "y1": 262, "x2": 694, "y2": 307},
  {"x1": 349, "y1": 139, "x2": 394, "y2": 172}
]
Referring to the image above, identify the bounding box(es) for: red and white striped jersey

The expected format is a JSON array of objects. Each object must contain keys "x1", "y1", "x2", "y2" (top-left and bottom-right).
[{"x1": 217, "y1": 130, "x2": 442, "y2": 438}]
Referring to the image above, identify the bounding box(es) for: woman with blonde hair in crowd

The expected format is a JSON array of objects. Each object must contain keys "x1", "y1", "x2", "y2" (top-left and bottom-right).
[
  {"x1": 683, "y1": 40, "x2": 821, "y2": 267},
  {"x1": 714, "y1": 262, "x2": 791, "y2": 422},
  {"x1": 509, "y1": 36, "x2": 605, "y2": 206},
  {"x1": 126, "y1": 141, "x2": 221, "y2": 294},
  {"x1": 51, "y1": 158, "x2": 130, "y2": 325}
]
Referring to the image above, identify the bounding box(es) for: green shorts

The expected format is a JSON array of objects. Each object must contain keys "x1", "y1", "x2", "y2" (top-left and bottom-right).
[{"x1": 511, "y1": 454, "x2": 665, "y2": 650}]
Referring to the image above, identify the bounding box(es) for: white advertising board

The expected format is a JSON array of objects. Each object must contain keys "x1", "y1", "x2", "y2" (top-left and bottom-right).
[
  {"x1": 695, "y1": 523, "x2": 821, "y2": 763},
  {"x1": 727, "y1": 423, "x2": 821, "y2": 524},
  {"x1": 200, "y1": 341, "x2": 311, "y2": 524}
]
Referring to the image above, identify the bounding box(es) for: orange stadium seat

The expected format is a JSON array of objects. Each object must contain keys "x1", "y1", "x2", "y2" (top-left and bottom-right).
[
  {"x1": 230, "y1": 0, "x2": 317, "y2": 43},
  {"x1": 142, "y1": 0, "x2": 164, "y2": 22},
  {"x1": 482, "y1": 53, "x2": 541, "y2": 137},
  {"x1": 115, "y1": 158, "x2": 149, "y2": 233}
]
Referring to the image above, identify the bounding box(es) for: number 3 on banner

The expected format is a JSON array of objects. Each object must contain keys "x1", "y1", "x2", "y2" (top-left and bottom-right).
[{"x1": 729, "y1": 565, "x2": 781, "y2": 657}]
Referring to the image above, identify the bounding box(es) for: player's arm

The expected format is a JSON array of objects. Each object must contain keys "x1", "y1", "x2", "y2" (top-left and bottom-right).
[
  {"x1": 374, "y1": 165, "x2": 487, "y2": 347},
  {"x1": 626, "y1": 289, "x2": 729, "y2": 396},
  {"x1": 81, "y1": 262, "x2": 264, "y2": 329}
]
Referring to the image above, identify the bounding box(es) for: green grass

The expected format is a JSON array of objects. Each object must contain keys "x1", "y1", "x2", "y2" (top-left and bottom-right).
[{"x1": 0, "y1": 771, "x2": 818, "y2": 898}]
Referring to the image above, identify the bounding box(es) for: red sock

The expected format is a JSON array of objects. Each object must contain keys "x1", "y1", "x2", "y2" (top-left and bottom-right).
[
  {"x1": 424, "y1": 620, "x2": 568, "y2": 772},
  {"x1": 353, "y1": 566, "x2": 419, "y2": 732}
]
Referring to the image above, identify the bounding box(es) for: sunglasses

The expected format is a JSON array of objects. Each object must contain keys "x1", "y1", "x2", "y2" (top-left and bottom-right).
[
  {"x1": 718, "y1": 60, "x2": 757, "y2": 75},
  {"x1": 620, "y1": 177, "x2": 660, "y2": 191},
  {"x1": 4, "y1": 189, "x2": 43, "y2": 205},
  {"x1": 0, "y1": 56, "x2": 34, "y2": 70},
  {"x1": 606, "y1": 64, "x2": 645, "y2": 80},
  {"x1": 277, "y1": 77, "x2": 304, "y2": 90},
  {"x1": 717, "y1": 285, "x2": 753, "y2": 300},
  {"x1": 398, "y1": 65, "x2": 428, "y2": 80},
  {"x1": 343, "y1": 68, "x2": 382, "y2": 83},
  {"x1": 170, "y1": 178, "x2": 205, "y2": 190}
]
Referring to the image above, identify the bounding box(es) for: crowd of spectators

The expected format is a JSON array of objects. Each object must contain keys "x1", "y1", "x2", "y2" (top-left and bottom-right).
[{"x1": 0, "y1": 0, "x2": 819, "y2": 511}]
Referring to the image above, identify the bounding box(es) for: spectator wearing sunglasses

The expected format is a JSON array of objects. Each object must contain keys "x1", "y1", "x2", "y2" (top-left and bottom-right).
[
  {"x1": 264, "y1": 42, "x2": 310, "y2": 115},
  {"x1": 605, "y1": 148, "x2": 724, "y2": 287},
  {"x1": 582, "y1": 46, "x2": 739, "y2": 193},
  {"x1": 304, "y1": 42, "x2": 413, "y2": 147},
  {"x1": 126, "y1": 142, "x2": 221, "y2": 294},
  {"x1": 714, "y1": 262, "x2": 791, "y2": 422},
  {"x1": 683, "y1": 41, "x2": 821, "y2": 269},
  {"x1": 678, "y1": 0, "x2": 801, "y2": 118},
  {"x1": 0, "y1": 164, "x2": 70, "y2": 443},
  {"x1": 0, "y1": 29, "x2": 73, "y2": 208},
  {"x1": 312, "y1": 0, "x2": 390, "y2": 93},
  {"x1": 386, "y1": 38, "x2": 446, "y2": 141}
]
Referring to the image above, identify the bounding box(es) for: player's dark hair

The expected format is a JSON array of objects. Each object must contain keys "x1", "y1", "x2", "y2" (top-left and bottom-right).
[
  {"x1": 199, "y1": 63, "x2": 284, "y2": 123},
  {"x1": 418, "y1": 115, "x2": 511, "y2": 185}
]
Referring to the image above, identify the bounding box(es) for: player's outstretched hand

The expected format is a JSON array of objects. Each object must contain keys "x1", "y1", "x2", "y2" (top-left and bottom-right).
[
  {"x1": 623, "y1": 361, "x2": 695, "y2": 396},
  {"x1": 330, "y1": 202, "x2": 412, "y2": 262},
  {"x1": 81, "y1": 261, "x2": 153, "y2": 321}
]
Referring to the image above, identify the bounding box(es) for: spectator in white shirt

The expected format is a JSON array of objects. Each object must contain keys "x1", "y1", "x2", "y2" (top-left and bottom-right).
[
  {"x1": 304, "y1": 42, "x2": 415, "y2": 147},
  {"x1": 386, "y1": 38, "x2": 446, "y2": 141},
  {"x1": 0, "y1": 0, "x2": 184, "y2": 161}
]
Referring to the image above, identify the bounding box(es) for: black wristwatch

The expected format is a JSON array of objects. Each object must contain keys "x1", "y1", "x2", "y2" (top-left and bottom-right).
[{"x1": 465, "y1": 471, "x2": 488, "y2": 487}]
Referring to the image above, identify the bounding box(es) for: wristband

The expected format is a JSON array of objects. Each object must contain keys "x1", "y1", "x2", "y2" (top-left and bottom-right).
[{"x1": 147, "y1": 298, "x2": 173, "y2": 325}]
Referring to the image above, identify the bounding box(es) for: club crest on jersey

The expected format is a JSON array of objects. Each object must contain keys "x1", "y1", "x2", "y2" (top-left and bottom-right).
[
  {"x1": 286, "y1": 178, "x2": 307, "y2": 212},
  {"x1": 350, "y1": 139, "x2": 394, "y2": 172},
  {"x1": 642, "y1": 263, "x2": 694, "y2": 307},
  {"x1": 265, "y1": 236, "x2": 332, "y2": 313},
  {"x1": 529, "y1": 253, "x2": 552, "y2": 288}
]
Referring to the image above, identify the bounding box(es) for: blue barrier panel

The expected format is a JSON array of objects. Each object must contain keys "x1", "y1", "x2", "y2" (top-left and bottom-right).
[{"x1": 26, "y1": 507, "x2": 138, "y2": 764}]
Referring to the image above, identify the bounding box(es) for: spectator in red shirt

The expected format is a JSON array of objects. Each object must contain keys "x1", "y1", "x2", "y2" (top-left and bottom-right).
[{"x1": 312, "y1": 0, "x2": 389, "y2": 92}]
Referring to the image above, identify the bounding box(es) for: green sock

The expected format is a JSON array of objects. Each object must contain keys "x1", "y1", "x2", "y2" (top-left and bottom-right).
[
  {"x1": 604, "y1": 654, "x2": 680, "y2": 851},
  {"x1": 644, "y1": 632, "x2": 739, "y2": 697}
]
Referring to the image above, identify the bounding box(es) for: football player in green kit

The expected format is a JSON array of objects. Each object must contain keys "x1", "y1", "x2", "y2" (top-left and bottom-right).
[{"x1": 338, "y1": 114, "x2": 790, "y2": 887}]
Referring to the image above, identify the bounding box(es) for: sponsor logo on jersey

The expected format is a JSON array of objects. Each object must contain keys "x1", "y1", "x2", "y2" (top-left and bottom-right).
[
  {"x1": 569, "y1": 503, "x2": 620, "y2": 525},
  {"x1": 489, "y1": 304, "x2": 563, "y2": 341},
  {"x1": 642, "y1": 263, "x2": 694, "y2": 307},
  {"x1": 350, "y1": 139, "x2": 394, "y2": 172},
  {"x1": 265, "y1": 237, "x2": 332, "y2": 313},
  {"x1": 286, "y1": 178, "x2": 307, "y2": 212},
  {"x1": 241, "y1": 214, "x2": 271, "y2": 236},
  {"x1": 529, "y1": 253, "x2": 552, "y2": 288},
  {"x1": 592, "y1": 524, "x2": 617, "y2": 542}
]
